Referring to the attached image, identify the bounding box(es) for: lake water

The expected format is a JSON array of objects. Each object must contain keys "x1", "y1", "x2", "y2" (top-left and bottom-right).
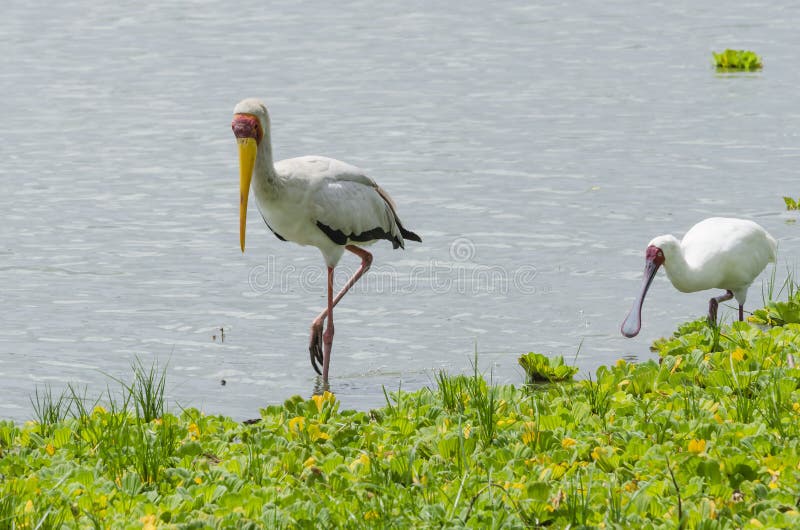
[{"x1": 2, "y1": 0, "x2": 799, "y2": 421}]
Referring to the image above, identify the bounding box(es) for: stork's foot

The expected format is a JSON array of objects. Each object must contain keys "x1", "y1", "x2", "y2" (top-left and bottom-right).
[
  {"x1": 312, "y1": 376, "x2": 330, "y2": 396},
  {"x1": 309, "y1": 320, "x2": 324, "y2": 375}
]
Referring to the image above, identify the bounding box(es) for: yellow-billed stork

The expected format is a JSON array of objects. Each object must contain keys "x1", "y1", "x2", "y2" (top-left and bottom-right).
[{"x1": 232, "y1": 98, "x2": 421, "y2": 380}]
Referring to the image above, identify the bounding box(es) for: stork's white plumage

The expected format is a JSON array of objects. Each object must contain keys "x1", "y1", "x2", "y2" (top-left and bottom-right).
[
  {"x1": 232, "y1": 98, "x2": 421, "y2": 380},
  {"x1": 621, "y1": 217, "x2": 776, "y2": 338}
]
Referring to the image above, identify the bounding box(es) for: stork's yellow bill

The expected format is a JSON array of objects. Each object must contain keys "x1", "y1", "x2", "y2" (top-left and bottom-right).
[{"x1": 238, "y1": 137, "x2": 257, "y2": 252}]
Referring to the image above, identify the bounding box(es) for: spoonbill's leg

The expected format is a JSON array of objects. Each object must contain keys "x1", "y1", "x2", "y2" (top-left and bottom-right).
[
  {"x1": 309, "y1": 245, "x2": 373, "y2": 378},
  {"x1": 708, "y1": 290, "x2": 734, "y2": 326},
  {"x1": 739, "y1": 305, "x2": 744, "y2": 322}
]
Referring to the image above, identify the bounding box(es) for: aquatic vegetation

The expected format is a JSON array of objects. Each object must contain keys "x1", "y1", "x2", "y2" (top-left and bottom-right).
[
  {"x1": 784, "y1": 196, "x2": 800, "y2": 211},
  {"x1": 713, "y1": 49, "x2": 763, "y2": 71},
  {"x1": 4, "y1": 309, "x2": 800, "y2": 526},
  {"x1": 518, "y1": 351, "x2": 579, "y2": 383},
  {"x1": 751, "y1": 292, "x2": 800, "y2": 326},
  {"x1": 752, "y1": 272, "x2": 800, "y2": 326}
]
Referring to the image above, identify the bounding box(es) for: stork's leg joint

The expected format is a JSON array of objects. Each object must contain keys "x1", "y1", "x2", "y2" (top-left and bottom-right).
[{"x1": 323, "y1": 322, "x2": 334, "y2": 344}]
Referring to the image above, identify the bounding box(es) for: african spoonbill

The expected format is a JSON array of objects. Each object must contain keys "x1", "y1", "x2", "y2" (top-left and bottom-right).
[{"x1": 621, "y1": 217, "x2": 776, "y2": 338}]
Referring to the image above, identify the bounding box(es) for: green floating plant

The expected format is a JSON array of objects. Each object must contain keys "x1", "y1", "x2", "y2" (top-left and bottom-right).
[
  {"x1": 751, "y1": 297, "x2": 800, "y2": 326},
  {"x1": 518, "y1": 352, "x2": 578, "y2": 383},
  {"x1": 784, "y1": 197, "x2": 799, "y2": 211},
  {"x1": 712, "y1": 49, "x2": 763, "y2": 71}
]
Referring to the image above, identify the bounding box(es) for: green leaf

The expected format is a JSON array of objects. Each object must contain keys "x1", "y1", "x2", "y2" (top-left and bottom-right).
[
  {"x1": 713, "y1": 49, "x2": 763, "y2": 70},
  {"x1": 518, "y1": 352, "x2": 578, "y2": 383}
]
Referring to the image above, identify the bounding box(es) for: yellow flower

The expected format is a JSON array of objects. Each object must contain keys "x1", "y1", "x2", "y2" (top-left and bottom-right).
[
  {"x1": 288, "y1": 416, "x2": 306, "y2": 433},
  {"x1": 187, "y1": 423, "x2": 200, "y2": 440},
  {"x1": 24, "y1": 500, "x2": 34, "y2": 513},
  {"x1": 706, "y1": 499, "x2": 717, "y2": 519},
  {"x1": 670, "y1": 356, "x2": 683, "y2": 373},
  {"x1": 307, "y1": 423, "x2": 330, "y2": 442},
  {"x1": 688, "y1": 439, "x2": 706, "y2": 454},
  {"x1": 45, "y1": 443, "x2": 55, "y2": 456},
  {"x1": 617, "y1": 379, "x2": 630, "y2": 389},
  {"x1": 767, "y1": 467, "x2": 780, "y2": 489},
  {"x1": 615, "y1": 359, "x2": 626, "y2": 368},
  {"x1": 92, "y1": 405, "x2": 107, "y2": 415},
  {"x1": 349, "y1": 453, "x2": 370, "y2": 471},
  {"x1": 793, "y1": 402, "x2": 800, "y2": 413},
  {"x1": 561, "y1": 437, "x2": 577, "y2": 449},
  {"x1": 731, "y1": 348, "x2": 745, "y2": 362},
  {"x1": 497, "y1": 417, "x2": 517, "y2": 427},
  {"x1": 311, "y1": 391, "x2": 336, "y2": 413},
  {"x1": 303, "y1": 456, "x2": 317, "y2": 468},
  {"x1": 311, "y1": 394, "x2": 325, "y2": 413},
  {"x1": 194, "y1": 476, "x2": 202, "y2": 485},
  {"x1": 140, "y1": 513, "x2": 157, "y2": 530},
  {"x1": 364, "y1": 510, "x2": 379, "y2": 521},
  {"x1": 463, "y1": 424, "x2": 472, "y2": 439}
]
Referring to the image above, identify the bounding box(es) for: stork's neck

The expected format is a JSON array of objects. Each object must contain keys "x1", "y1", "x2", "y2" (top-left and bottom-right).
[{"x1": 252, "y1": 136, "x2": 283, "y2": 200}]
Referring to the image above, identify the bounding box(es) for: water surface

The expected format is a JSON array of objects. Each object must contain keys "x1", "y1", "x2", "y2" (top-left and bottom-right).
[{"x1": 2, "y1": 0, "x2": 800, "y2": 420}]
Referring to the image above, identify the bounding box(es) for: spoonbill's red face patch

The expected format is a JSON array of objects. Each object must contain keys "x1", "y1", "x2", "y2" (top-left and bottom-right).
[
  {"x1": 646, "y1": 245, "x2": 665, "y2": 265},
  {"x1": 232, "y1": 114, "x2": 263, "y2": 144}
]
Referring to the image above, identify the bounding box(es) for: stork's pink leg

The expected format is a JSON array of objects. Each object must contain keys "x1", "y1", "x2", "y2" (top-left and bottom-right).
[
  {"x1": 321, "y1": 267, "x2": 335, "y2": 381},
  {"x1": 708, "y1": 290, "x2": 733, "y2": 326},
  {"x1": 309, "y1": 245, "x2": 373, "y2": 378}
]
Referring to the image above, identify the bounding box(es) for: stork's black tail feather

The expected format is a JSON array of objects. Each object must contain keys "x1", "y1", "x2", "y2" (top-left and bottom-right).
[{"x1": 399, "y1": 223, "x2": 421, "y2": 243}]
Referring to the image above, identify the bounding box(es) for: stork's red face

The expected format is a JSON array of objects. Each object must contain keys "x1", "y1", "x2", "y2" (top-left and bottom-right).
[
  {"x1": 231, "y1": 113, "x2": 264, "y2": 144},
  {"x1": 621, "y1": 245, "x2": 665, "y2": 338},
  {"x1": 232, "y1": 113, "x2": 262, "y2": 253}
]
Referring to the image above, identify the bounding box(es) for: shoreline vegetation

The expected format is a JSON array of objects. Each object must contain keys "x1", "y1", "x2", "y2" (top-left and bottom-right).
[{"x1": 5, "y1": 292, "x2": 800, "y2": 528}]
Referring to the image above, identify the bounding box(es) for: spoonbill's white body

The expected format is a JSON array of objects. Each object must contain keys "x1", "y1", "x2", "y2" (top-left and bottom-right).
[
  {"x1": 621, "y1": 217, "x2": 776, "y2": 337},
  {"x1": 231, "y1": 98, "x2": 421, "y2": 380}
]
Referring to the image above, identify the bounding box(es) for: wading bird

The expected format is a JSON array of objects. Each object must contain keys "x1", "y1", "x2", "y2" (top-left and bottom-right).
[
  {"x1": 232, "y1": 98, "x2": 421, "y2": 381},
  {"x1": 621, "y1": 217, "x2": 776, "y2": 338}
]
